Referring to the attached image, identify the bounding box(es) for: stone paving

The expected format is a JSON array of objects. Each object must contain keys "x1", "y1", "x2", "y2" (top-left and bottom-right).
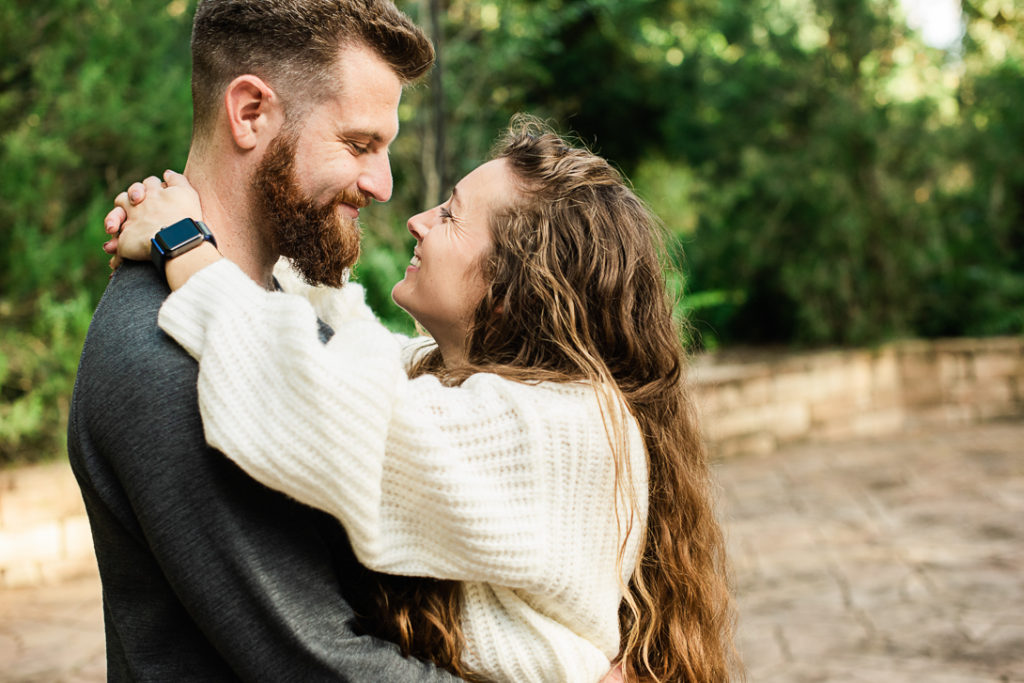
[
  {"x1": 720, "y1": 419, "x2": 1024, "y2": 682},
  {"x1": 1, "y1": 420, "x2": 1022, "y2": 682},
  {"x1": 0, "y1": 573, "x2": 104, "y2": 682}
]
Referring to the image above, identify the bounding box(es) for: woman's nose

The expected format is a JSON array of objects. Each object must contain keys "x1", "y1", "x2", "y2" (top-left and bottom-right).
[{"x1": 406, "y1": 210, "x2": 431, "y2": 239}]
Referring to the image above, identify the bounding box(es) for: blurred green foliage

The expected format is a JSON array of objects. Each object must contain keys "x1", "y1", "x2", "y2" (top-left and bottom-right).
[
  {"x1": 2, "y1": 0, "x2": 1023, "y2": 464},
  {"x1": 1, "y1": 0, "x2": 194, "y2": 464}
]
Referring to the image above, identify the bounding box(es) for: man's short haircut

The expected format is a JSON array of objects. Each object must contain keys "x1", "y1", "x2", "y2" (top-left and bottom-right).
[{"x1": 190, "y1": 0, "x2": 434, "y2": 137}]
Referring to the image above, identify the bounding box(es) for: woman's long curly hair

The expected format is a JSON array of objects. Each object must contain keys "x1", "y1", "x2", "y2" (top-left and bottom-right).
[{"x1": 362, "y1": 116, "x2": 739, "y2": 682}]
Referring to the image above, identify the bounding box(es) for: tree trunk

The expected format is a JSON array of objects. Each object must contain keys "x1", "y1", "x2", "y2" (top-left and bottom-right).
[{"x1": 420, "y1": 0, "x2": 446, "y2": 206}]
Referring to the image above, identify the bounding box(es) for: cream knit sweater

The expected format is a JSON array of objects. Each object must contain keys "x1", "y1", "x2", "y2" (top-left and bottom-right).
[{"x1": 157, "y1": 259, "x2": 648, "y2": 683}]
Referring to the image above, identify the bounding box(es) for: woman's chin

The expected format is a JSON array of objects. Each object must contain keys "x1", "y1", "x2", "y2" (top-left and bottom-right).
[
  {"x1": 390, "y1": 280, "x2": 406, "y2": 302},
  {"x1": 390, "y1": 282, "x2": 413, "y2": 315}
]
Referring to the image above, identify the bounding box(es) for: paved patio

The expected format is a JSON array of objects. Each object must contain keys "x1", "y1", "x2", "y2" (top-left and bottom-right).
[
  {"x1": 1, "y1": 420, "x2": 1022, "y2": 681},
  {"x1": 720, "y1": 419, "x2": 1024, "y2": 682}
]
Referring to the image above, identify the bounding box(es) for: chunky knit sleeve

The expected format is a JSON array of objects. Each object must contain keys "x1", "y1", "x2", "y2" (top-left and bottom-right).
[
  {"x1": 157, "y1": 260, "x2": 637, "y2": 591},
  {"x1": 272, "y1": 258, "x2": 436, "y2": 371},
  {"x1": 271, "y1": 257, "x2": 376, "y2": 326}
]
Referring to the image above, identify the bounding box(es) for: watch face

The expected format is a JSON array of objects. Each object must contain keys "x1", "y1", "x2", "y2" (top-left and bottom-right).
[{"x1": 157, "y1": 219, "x2": 203, "y2": 252}]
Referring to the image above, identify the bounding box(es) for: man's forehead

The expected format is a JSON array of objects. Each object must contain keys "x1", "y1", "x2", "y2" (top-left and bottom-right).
[{"x1": 326, "y1": 52, "x2": 403, "y2": 143}]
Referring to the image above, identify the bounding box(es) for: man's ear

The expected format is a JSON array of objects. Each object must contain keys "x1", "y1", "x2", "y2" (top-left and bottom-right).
[{"x1": 223, "y1": 75, "x2": 283, "y2": 151}]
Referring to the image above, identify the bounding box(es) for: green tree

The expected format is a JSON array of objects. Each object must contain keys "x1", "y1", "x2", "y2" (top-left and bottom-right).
[
  {"x1": 4, "y1": 0, "x2": 1024, "y2": 465},
  {"x1": 917, "y1": 0, "x2": 1024, "y2": 337},
  {"x1": 0, "y1": 0, "x2": 194, "y2": 464},
  {"x1": 643, "y1": 0, "x2": 978, "y2": 346}
]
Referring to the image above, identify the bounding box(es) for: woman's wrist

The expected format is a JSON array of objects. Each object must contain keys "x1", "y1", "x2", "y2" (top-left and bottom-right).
[{"x1": 165, "y1": 242, "x2": 223, "y2": 291}]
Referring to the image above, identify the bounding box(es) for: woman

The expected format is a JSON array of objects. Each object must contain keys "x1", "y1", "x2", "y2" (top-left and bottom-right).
[{"x1": 109, "y1": 119, "x2": 737, "y2": 682}]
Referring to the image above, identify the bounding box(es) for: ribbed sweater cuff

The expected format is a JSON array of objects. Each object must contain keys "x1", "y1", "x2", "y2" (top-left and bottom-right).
[{"x1": 158, "y1": 259, "x2": 260, "y2": 359}]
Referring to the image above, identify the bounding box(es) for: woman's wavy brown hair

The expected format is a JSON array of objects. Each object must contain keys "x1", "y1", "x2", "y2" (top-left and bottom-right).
[{"x1": 362, "y1": 115, "x2": 739, "y2": 682}]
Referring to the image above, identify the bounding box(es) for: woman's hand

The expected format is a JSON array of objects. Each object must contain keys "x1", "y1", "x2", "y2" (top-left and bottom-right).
[{"x1": 103, "y1": 170, "x2": 204, "y2": 267}]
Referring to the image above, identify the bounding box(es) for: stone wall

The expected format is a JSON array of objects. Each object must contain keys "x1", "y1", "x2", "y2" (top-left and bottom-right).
[
  {"x1": 693, "y1": 336, "x2": 1024, "y2": 458},
  {"x1": 0, "y1": 461, "x2": 96, "y2": 588},
  {"x1": 2, "y1": 336, "x2": 1022, "y2": 588}
]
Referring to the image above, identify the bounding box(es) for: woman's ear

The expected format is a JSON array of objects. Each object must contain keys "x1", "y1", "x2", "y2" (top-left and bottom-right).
[{"x1": 223, "y1": 75, "x2": 283, "y2": 151}]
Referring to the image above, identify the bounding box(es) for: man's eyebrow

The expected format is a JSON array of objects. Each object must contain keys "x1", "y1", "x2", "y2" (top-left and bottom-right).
[{"x1": 345, "y1": 129, "x2": 387, "y2": 144}]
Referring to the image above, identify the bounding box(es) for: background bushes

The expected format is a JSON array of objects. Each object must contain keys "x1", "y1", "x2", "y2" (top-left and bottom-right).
[{"x1": 2, "y1": 0, "x2": 1022, "y2": 464}]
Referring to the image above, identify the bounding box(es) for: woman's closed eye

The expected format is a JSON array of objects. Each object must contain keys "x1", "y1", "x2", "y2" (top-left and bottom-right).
[{"x1": 438, "y1": 205, "x2": 470, "y2": 240}]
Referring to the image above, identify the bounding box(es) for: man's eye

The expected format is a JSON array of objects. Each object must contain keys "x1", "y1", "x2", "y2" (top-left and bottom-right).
[{"x1": 350, "y1": 142, "x2": 369, "y2": 155}]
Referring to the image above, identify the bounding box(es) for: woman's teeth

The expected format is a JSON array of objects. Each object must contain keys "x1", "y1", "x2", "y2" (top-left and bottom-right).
[{"x1": 410, "y1": 254, "x2": 421, "y2": 267}]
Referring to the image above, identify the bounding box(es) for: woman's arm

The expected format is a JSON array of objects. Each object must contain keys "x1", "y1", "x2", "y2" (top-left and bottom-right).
[
  {"x1": 165, "y1": 243, "x2": 222, "y2": 290},
  {"x1": 157, "y1": 260, "x2": 627, "y2": 588}
]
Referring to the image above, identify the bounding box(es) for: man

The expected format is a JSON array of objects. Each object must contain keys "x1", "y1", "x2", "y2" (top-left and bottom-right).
[{"x1": 69, "y1": 1, "x2": 460, "y2": 679}]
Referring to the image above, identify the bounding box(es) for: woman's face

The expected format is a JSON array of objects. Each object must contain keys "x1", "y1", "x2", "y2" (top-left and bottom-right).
[{"x1": 391, "y1": 158, "x2": 513, "y2": 361}]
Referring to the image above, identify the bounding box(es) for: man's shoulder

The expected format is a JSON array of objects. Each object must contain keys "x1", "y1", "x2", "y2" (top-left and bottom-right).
[
  {"x1": 88, "y1": 261, "x2": 168, "y2": 337},
  {"x1": 76, "y1": 262, "x2": 196, "y2": 395}
]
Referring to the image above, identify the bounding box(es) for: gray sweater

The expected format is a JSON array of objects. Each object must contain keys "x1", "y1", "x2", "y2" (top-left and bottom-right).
[{"x1": 68, "y1": 261, "x2": 458, "y2": 682}]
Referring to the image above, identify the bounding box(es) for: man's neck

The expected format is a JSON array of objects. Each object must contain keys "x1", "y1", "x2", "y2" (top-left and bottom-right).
[{"x1": 183, "y1": 153, "x2": 278, "y2": 289}]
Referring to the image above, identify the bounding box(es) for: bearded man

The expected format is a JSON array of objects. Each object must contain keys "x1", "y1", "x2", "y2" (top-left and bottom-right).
[{"x1": 68, "y1": 1, "x2": 461, "y2": 680}]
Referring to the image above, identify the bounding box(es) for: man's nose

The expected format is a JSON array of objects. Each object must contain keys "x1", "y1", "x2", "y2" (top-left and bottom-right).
[{"x1": 358, "y1": 152, "x2": 393, "y2": 203}]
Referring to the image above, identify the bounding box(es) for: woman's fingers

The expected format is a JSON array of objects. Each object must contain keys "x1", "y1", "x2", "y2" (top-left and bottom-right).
[
  {"x1": 141, "y1": 175, "x2": 164, "y2": 192},
  {"x1": 117, "y1": 172, "x2": 166, "y2": 215},
  {"x1": 104, "y1": 206, "x2": 127, "y2": 235},
  {"x1": 163, "y1": 169, "x2": 188, "y2": 186},
  {"x1": 127, "y1": 181, "x2": 148, "y2": 205}
]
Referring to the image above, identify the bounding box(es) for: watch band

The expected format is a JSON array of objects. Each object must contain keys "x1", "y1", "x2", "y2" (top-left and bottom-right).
[{"x1": 150, "y1": 218, "x2": 217, "y2": 274}]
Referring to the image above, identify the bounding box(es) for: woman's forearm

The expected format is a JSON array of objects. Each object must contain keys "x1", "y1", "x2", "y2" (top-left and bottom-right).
[
  {"x1": 165, "y1": 242, "x2": 223, "y2": 291},
  {"x1": 157, "y1": 260, "x2": 555, "y2": 583}
]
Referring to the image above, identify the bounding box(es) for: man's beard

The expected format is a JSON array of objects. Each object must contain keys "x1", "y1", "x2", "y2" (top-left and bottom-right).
[{"x1": 251, "y1": 132, "x2": 367, "y2": 287}]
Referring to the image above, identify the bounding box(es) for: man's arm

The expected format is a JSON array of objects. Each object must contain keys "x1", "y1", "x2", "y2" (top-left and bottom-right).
[{"x1": 70, "y1": 262, "x2": 459, "y2": 682}]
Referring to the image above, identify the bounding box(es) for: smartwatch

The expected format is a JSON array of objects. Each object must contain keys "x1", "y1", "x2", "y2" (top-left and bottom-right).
[{"x1": 150, "y1": 218, "x2": 217, "y2": 273}]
